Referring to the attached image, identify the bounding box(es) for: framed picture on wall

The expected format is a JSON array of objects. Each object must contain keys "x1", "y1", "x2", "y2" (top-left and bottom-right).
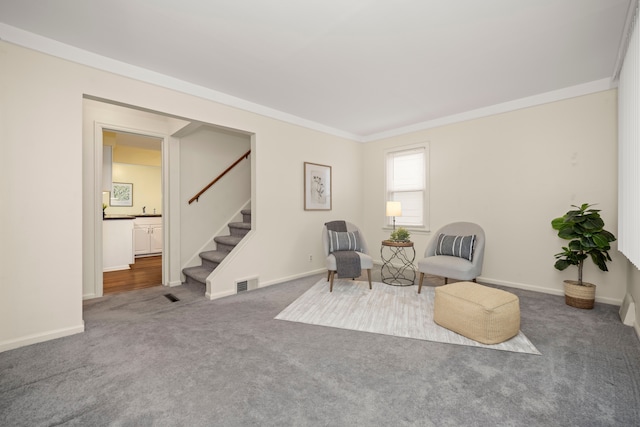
[
  {"x1": 110, "y1": 182, "x2": 133, "y2": 207},
  {"x1": 304, "y1": 162, "x2": 331, "y2": 210}
]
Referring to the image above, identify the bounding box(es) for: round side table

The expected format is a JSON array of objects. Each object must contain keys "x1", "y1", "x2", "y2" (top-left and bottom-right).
[{"x1": 380, "y1": 240, "x2": 416, "y2": 286}]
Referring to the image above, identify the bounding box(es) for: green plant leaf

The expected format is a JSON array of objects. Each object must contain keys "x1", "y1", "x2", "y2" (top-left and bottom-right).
[
  {"x1": 591, "y1": 233, "x2": 611, "y2": 248},
  {"x1": 554, "y1": 259, "x2": 571, "y2": 270},
  {"x1": 582, "y1": 216, "x2": 604, "y2": 230},
  {"x1": 551, "y1": 217, "x2": 566, "y2": 230},
  {"x1": 590, "y1": 251, "x2": 609, "y2": 271},
  {"x1": 600, "y1": 230, "x2": 616, "y2": 242},
  {"x1": 558, "y1": 228, "x2": 579, "y2": 240}
]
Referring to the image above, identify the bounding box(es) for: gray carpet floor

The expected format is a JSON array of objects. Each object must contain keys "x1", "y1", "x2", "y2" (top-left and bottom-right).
[{"x1": 1, "y1": 273, "x2": 640, "y2": 426}]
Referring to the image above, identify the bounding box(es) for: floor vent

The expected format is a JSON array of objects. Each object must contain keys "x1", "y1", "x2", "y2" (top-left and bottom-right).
[
  {"x1": 164, "y1": 293, "x2": 180, "y2": 302},
  {"x1": 237, "y1": 281, "x2": 248, "y2": 292}
]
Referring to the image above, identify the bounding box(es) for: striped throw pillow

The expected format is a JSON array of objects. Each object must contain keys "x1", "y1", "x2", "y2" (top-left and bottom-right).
[
  {"x1": 328, "y1": 230, "x2": 362, "y2": 253},
  {"x1": 435, "y1": 234, "x2": 476, "y2": 261}
]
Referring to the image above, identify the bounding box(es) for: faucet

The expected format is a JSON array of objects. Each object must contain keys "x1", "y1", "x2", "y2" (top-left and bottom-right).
[{"x1": 142, "y1": 206, "x2": 146, "y2": 214}]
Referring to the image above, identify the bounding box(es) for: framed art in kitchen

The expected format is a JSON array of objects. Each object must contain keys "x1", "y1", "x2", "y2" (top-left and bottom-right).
[{"x1": 110, "y1": 182, "x2": 133, "y2": 207}]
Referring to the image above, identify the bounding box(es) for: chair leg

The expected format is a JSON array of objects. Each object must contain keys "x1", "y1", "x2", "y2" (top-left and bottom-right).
[
  {"x1": 472, "y1": 278, "x2": 477, "y2": 283},
  {"x1": 329, "y1": 271, "x2": 335, "y2": 292},
  {"x1": 444, "y1": 277, "x2": 448, "y2": 285},
  {"x1": 418, "y1": 272, "x2": 425, "y2": 294},
  {"x1": 327, "y1": 271, "x2": 331, "y2": 281},
  {"x1": 366, "y1": 269, "x2": 372, "y2": 289}
]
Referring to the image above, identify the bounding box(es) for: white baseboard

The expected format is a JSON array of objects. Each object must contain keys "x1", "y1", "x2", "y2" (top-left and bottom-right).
[
  {"x1": 478, "y1": 276, "x2": 623, "y2": 306},
  {"x1": 258, "y1": 268, "x2": 326, "y2": 288},
  {"x1": 103, "y1": 265, "x2": 131, "y2": 272},
  {"x1": 205, "y1": 288, "x2": 236, "y2": 300},
  {"x1": 0, "y1": 323, "x2": 85, "y2": 353}
]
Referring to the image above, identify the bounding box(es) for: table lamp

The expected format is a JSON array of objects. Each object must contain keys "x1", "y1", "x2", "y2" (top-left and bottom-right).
[{"x1": 386, "y1": 201, "x2": 402, "y2": 231}]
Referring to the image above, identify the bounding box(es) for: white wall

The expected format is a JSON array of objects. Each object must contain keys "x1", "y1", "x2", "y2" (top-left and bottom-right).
[
  {"x1": 0, "y1": 42, "x2": 361, "y2": 351},
  {"x1": 363, "y1": 90, "x2": 625, "y2": 304},
  {"x1": 0, "y1": 43, "x2": 85, "y2": 351}
]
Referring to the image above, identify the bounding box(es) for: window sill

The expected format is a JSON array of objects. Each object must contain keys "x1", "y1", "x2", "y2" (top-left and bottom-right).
[{"x1": 382, "y1": 226, "x2": 431, "y2": 235}]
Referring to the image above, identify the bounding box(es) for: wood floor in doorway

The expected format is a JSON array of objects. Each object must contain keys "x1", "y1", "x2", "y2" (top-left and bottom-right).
[{"x1": 103, "y1": 255, "x2": 162, "y2": 294}]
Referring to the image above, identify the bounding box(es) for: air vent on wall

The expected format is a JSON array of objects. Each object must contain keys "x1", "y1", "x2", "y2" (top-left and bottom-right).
[
  {"x1": 236, "y1": 277, "x2": 258, "y2": 293},
  {"x1": 237, "y1": 281, "x2": 248, "y2": 292}
]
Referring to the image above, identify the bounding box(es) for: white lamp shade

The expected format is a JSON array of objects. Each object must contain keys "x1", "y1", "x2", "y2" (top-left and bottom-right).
[{"x1": 386, "y1": 201, "x2": 402, "y2": 217}]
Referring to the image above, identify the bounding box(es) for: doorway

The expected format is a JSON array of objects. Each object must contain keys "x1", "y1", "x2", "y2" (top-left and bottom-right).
[{"x1": 102, "y1": 129, "x2": 163, "y2": 294}]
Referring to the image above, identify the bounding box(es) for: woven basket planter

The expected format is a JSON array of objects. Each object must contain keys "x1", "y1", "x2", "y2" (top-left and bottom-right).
[{"x1": 564, "y1": 280, "x2": 595, "y2": 309}]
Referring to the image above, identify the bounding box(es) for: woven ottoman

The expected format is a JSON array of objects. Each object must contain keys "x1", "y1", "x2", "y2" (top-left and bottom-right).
[{"x1": 434, "y1": 281, "x2": 520, "y2": 344}]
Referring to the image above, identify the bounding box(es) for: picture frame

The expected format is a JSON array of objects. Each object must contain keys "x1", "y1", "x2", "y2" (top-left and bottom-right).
[
  {"x1": 110, "y1": 182, "x2": 133, "y2": 207},
  {"x1": 304, "y1": 162, "x2": 332, "y2": 210}
]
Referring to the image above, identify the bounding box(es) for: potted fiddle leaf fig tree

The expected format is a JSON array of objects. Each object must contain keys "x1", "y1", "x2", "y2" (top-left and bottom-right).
[{"x1": 551, "y1": 203, "x2": 616, "y2": 309}]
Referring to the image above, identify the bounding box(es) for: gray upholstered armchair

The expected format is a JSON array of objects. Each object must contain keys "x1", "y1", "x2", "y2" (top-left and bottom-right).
[
  {"x1": 417, "y1": 222, "x2": 485, "y2": 293},
  {"x1": 322, "y1": 221, "x2": 373, "y2": 292}
]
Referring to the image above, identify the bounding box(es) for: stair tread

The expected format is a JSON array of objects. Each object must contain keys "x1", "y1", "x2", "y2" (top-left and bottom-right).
[
  {"x1": 214, "y1": 235, "x2": 243, "y2": 245},
  {"x1": 199, "y1": 250, "x2": 228, "y2": 263},
  {"x1": 228, "y1": 222, "x2": 251, "y2": 229},
  {"x1": 182, "y1": 266, "x2": 213, "y2": 283}
]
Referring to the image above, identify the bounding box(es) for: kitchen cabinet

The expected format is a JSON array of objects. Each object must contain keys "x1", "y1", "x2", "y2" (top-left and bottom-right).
[{"x1": 134, "y1": 217, "x2": 163, "y2": 256}]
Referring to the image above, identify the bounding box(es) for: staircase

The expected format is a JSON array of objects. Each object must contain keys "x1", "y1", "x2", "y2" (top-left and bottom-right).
[{"x1": 182, "y1": 209, "x2": 251, "y2": 286}]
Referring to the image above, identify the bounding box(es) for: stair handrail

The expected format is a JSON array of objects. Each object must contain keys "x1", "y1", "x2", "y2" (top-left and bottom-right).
[{"x1": 188, "y1": 150, "x2": 251, "y2": 204}]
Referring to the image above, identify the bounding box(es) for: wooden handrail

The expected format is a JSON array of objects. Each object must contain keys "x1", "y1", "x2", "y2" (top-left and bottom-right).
[{"x1": 188, "y1": 150, "x2": 251, "y2": 204}]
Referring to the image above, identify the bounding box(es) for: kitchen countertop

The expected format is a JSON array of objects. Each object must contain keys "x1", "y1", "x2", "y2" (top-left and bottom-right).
[
  {"x1": 103, "y1": 214, "x2": 162, "y2": 220},
  {"x1": 103, "y1": 214, "x2": 136, "y2": 220}
]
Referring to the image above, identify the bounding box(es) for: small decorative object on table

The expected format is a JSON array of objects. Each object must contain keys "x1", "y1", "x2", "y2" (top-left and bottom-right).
[
  {"x1": 551, "y1": 203, "x2": 616, "y2": 309},
  {"x1": 389, "y1": 227, "x2": 410, "y2": 242}
]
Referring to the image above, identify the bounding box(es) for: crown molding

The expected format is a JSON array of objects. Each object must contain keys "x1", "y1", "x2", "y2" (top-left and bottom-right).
[
  {"x1": 363, "y1": 78, "x2": 615, "y2": 142},
  {"x1": 0, "y1": 23, "x2": 360, "y2": 142}
]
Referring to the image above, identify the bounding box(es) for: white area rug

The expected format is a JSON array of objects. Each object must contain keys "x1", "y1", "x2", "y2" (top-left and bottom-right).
[{"x1": 276, "y1": 279, "x2": 541, "y2": 355}]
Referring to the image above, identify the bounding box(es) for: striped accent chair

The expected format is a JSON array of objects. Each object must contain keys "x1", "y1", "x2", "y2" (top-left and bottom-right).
[
  {"x1": 417, "y1": 222, "x2": 485, "y2": 293},
  {"x1": 322, "y1": 221, "x2": 373, "y2": 292}
]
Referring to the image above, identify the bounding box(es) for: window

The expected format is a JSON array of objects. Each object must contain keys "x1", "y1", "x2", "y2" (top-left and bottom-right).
[{"x1": 385, "y1": 144, "x2": 429, "y2": 228}]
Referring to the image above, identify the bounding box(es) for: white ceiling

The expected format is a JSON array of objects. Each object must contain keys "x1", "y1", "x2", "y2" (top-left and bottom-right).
[{"x1": 0, "y1": 0, "x2": 634, "y2": 140}]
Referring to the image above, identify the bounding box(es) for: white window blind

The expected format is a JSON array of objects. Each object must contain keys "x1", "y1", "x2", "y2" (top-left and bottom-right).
[
  {"x1": 618, "y1": 5, "x2": 640, "y2": 268},
  {"x1": 386, "y1": 146, "x2": 427, "y2": 227}
]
